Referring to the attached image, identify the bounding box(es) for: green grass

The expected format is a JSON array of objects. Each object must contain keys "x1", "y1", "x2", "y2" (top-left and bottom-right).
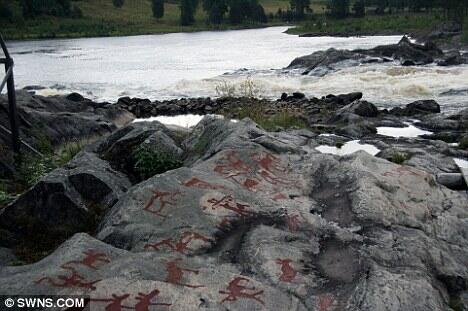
[
  {"x1": 288, "y1": 13, "x2": 442, "y2": 36},
  {"x1": 459, "y1": 136, "x2": 468, "y2": 150},
  {"x1": 390, "y1": 152, "x2": 410, "y2": 164},
  {"x1": 1, "y1": 0, "x2": 292, "y2": 40},
  {"x1": 226, "y1": 105, "x2": 307, "y2": 131}
]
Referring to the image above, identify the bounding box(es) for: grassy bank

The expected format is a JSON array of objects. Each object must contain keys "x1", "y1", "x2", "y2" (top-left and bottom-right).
[
  {"x1": 1, "y1": 0, "x2": 291, "y2": 40},
  {"x1": 287, "y1": 13, "x2": 443, "y2": 36}
]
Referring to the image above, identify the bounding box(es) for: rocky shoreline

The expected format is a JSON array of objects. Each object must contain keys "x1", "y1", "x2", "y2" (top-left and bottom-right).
[{"x1": 0, "y1": 38, "x2": 467, "y2": 311}]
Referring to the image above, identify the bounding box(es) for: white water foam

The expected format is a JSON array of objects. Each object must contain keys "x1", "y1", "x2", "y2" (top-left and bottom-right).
[
  {"x1": 377, "y1": 123, "x2": 433, "y2": 138},
  {"x1": 454, "y1": 158, "x2": 468, "y2": 169},
  {"x1": 315, "y1": 140, "x2": 380, "y2": 156}
]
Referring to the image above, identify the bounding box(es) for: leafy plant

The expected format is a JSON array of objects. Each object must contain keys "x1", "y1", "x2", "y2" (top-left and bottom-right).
[
  {"x1": 133, "y1": 146, "x2": 182, "y2": 180},
  {"x1": 17, "y1": 154, "x2": 57, "y2": 188},
  {"x1": 0, "y1": 184, "x2": 15, "y2": 207}
]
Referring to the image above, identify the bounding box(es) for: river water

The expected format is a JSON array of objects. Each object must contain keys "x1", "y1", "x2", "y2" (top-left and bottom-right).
[{"x1": 5, "y1": 27, "x2": 468, "y2": 113}]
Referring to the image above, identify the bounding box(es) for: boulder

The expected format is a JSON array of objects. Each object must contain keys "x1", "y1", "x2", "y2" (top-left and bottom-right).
[{"x1": 0, "y1": 152, "x2": 130, "y2": 244}]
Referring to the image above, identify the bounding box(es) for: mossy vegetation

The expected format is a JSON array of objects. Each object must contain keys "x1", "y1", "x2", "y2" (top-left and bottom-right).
[
  {"x1": 225, "y1": 105, "x2": 308, "y2": 131},
  {"x1": 390, "y1": 152, "x2": 410, "y2": 164},
  {"x1": 132, "y1": 145, "x2": 183, "y2": 180}
]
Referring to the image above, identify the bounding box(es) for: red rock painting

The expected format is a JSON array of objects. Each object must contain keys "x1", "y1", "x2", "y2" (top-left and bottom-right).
[
  {"x1": 92, "y1": 290, "x2": 171, "y2": 311},
  {"x1": 219, "y1": 277, "x2": 265, "y2": 305},
  {"x1": 383, "y1": 165, "x2": 424, "y2": 178},
  {"x1": 35, "y1": 268, "x2": 100, "y2": 290},
  {"x1": 144, "y1": 232, "x2": 212, "y2": 254},
  {"x1": 273, "y1": 193, "x2": 288, "y2": 201},
  {"x1": 62, "y1": 249, "x2": 110, "y2": 270},
  {"x1": 275, "y1": 259, "x2": 297, "y2": 283},
  {"x1": 134, "y1": 290, "x2": 172, "y2": 310},
  {"x1": 165, "y1": 258, "x2": 204, "y2": 288},
  {"x1": 286, "y1": 214, "x2": 300, "y2": 232},
  {"x1": 202, "y1": 195, "x2": 256, "y2": 218},
  {"x1": 183, "y1": 177, "x2": 227, "y2": 191},
  {"x1": 144, "y1": 190, "x2": 182, "y2": 218},
  {"x1": 92, "y1": 294, "x2": 130, "y2": 311},
  {"x1": 253, "y1": 152, "x2": 287, "y2": 175},
  {"x1": 318, "y1": 294, "x2": 334, "y2": 311},
  {"x1": 214, "y1": 151, "x2": 252, "y2": 182}
]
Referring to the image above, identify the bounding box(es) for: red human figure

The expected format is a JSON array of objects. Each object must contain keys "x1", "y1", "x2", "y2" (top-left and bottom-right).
[
  {"x1": 35, "y1": 269, "x2": 100, "y2": 290},
  {"x1": 165, "y1": 258, "x2": 205, "y2": 288},
  {"x1": 62, "y1": 249, "x2": 110, "y2": 270},
  {"x1": 275, "y1": 259, "x2": 297, "y2": 283},
  {"x1": 318, "y1": 294, "x2": 334, "y2": 311},
  {"x1": 214, "y1": 152, "x2": 252, "y2": 182},
  {"x1": 144, "y1": 190, "x2": 182, "y2": 218},
  {"x1": 134, "y1": 290, "x2": 172, "y2": 311},
  {"x1": 91, "y1": 294, "x2": 131, "y2": 311},
  {"x1": 219, "y1": 277, "x2": 265, "y2": 305},
  {"x1": 203, "y1": 195, "x2": 255, "y2": 218},
  {"x1": 253, "y1": 152, "x2": 286, "y2": 175},
  {"x1": 145, "y1": 232, "x2": 212, "y2": 254}
]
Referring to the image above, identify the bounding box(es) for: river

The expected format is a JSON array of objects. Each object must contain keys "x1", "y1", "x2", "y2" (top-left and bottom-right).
[{"x1": 5, "y1": 27, "x2": 468, "y2": 113}]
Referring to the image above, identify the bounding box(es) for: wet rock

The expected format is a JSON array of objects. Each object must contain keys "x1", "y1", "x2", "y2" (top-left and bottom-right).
[
  {"x1": 66, "y1": 92, "x2": 86, "y2": 102},
  {"x1": 287, "y1": 36, "x2": 462, "y2": 75},
  {"x1": 406, "y1": 100, "x2": 441, "y2": 114},
  {"x1": 437, "y1": 173, "x2": 467, "y2": 190}
]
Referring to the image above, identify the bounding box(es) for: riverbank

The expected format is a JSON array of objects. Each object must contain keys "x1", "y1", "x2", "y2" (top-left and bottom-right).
[
  {"x1": 0, "y1": 0, "x2": 289, "y2": 41},
  {"x1": 287, "y1": 14, "x2": 468, "y2": 49}
]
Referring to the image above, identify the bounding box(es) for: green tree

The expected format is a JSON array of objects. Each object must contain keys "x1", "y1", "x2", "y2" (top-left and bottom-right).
[
  {"x1": 180, "y1": 0, "x2": 198, "y2": 25},
  {"x1": 290, "y1": 0, "x2": 310, "y2": 19},
  {"x1": 353, "y1": 0, "x2": 365, "y2": 17},
  {"x1": 327, "y1": 0, "x2": 350, "y2": 18},
  {"x1": 21, "y1": 0, "x2": 73, "y2": 18},
  {"x1": 0, "y1": 0, "x2": 13, "y2": 22},
  {"x1": 152, "y1": 0, "x2": 164, "y2": 19},
  {"x1": 112, "y1": 0, "x2": 124, "y2": 8},
  {"x1": 228, "y1": 0, "x2": 267, "y2": 24},
  {"x1": 203, "y1": 0, "x2": 228, "y2": 24}
]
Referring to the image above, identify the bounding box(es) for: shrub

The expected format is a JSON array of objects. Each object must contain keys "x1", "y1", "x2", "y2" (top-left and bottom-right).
[
  {"x1": 17, "y1": 154, "x2": 57, "y2": 188},
  {"x1": 112, "y1": 0, "x2": 125, "y2": 8},
  {"x1": 0, "y1": 0, "x2": 13, "y2": 22},
  {"x1": 459, "y1": 137, "x2": 468, "y2": 150},
  {"x1": 390, "y1": 152, "x2": 408, "y2": 164},
  {"x1": 133, "y1": 146, "x2": 182, "y2": 180}
]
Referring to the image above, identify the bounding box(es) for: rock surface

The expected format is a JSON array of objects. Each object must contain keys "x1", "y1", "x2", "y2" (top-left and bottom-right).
[
  {"x1": 0, "y1": 116, "x2": 467, "y2": 311},
  {"x1": 0, "y1": 91, "x2": 134, "y2": 179},
  {"x1": 287, "y1": 36, "x2": 468, "y2": 74}
]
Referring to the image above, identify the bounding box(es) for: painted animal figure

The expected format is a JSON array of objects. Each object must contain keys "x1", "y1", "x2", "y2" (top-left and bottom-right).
[
  {"x1": 219, "y1": 277, "x2": 265, "y2": 305},
  {"x1": 62, "y1": 249, "x2": 110, "y2": 270}
]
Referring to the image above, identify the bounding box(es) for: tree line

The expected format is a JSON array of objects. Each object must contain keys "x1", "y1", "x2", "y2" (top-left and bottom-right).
[{"x1": 328, "y1": 0, "x2": 468, "y2": 23}]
